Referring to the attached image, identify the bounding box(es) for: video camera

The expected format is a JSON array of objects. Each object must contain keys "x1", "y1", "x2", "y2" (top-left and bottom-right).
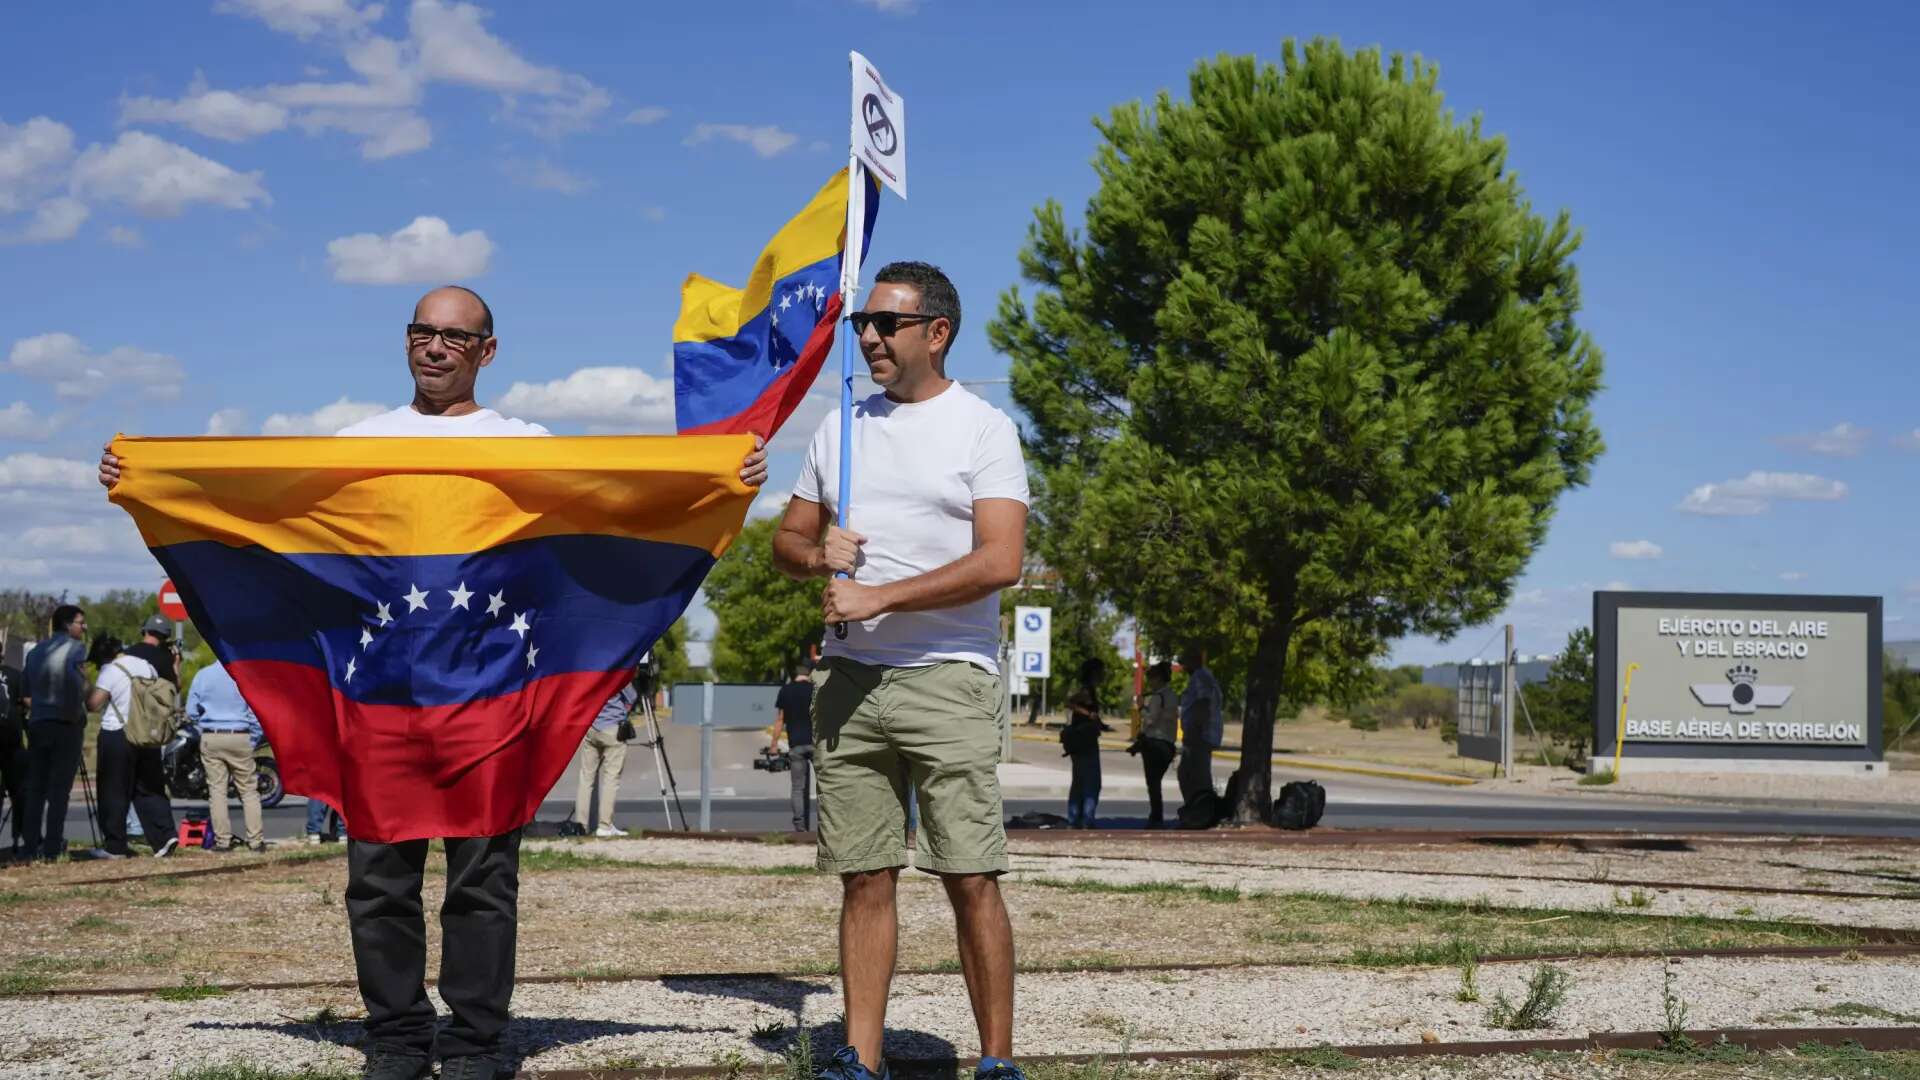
[{"x1": 752, "y1": 747, "x2": 792, "y2": 773}]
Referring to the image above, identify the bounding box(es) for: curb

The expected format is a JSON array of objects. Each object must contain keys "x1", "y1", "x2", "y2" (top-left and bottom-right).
[{"x1": 1010, "y1": 732, "x2": 1478, "y2": 787}]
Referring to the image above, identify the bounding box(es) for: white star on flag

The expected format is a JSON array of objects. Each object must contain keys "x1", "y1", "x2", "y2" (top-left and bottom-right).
[
  {"x1": 526, "y1": 644, "x2": 539, "y2": 668},
  {"x1": 404, "y1": 584, "x2": 429, "y2": 612},
  {"x1": 345, "y1": 658, "x2": 357, "y2": 683},
  {"x1": 486, "y1": 591, "x2": 505, "y2": 617},
  {"x1": 376, "y1": 602, "x2": 392, "y2": 627},
  {"x1": 509, "y1": 612, "x2": 531, "y2": 639},
  {"x1": 779, "y1": 293, "x2": 793, "y2": 311},
  {"x1": 359, "y1": 628, "x2": 373, "y2": 649},
  {"x1": 448, "y1": 582, "x2": 473, "y2": 610}
]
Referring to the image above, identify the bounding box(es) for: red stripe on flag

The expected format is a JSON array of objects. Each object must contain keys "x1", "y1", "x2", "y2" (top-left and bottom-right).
[
  {"x1": 682, "y1": 293, "x2": 843, "y2": 439},
  {"x1": 229, "y1": 659, "x2": 632, "y2": 842}
]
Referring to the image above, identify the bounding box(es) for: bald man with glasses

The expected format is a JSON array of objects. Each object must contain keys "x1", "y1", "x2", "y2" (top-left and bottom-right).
[{"x1": 100, "y1": 285, "x2": 769, "y2": 1080}]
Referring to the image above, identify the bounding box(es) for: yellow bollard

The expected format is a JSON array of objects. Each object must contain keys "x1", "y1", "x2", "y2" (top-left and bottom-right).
[{"x1": 1611, "y1": 662, "x2": 1640, "y2": 779}]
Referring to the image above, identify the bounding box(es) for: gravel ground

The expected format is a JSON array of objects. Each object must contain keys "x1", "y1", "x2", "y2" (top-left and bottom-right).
[
  {"x1": 4, "y1": 955, "x2": 1916, "y2": 1078},
  {"x1": 1505, "y1": 764, "x2": 1920, "y2": 807}
]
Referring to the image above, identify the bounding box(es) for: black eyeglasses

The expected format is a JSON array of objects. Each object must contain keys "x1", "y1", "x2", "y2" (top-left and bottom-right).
[
  {"x1": 847, "y1": 311, "x2": 939, "y2": 337},
  {"x1": 406, "y1": 323, "x2": 490, "y2": 350}
]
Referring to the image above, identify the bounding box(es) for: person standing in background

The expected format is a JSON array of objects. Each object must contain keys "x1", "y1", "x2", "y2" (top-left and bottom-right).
[
  {"x1": 574, "y1": 680, "x2": 637, "y2": 837},
  {"x1": 21, "y1": 605, "x2": 90, "y2": 862},
  {"x1": 1131, "y1": 662, "x2": 1178, "y2": 829},
  {"x1": 1176, "y1": 647, "x2": 1224, "y2": 823},
  {"x1": 187, "y1": 660, "x2": 265, "y2": 852},
  {"x1": 1060, "y1": 659, "x2": 1109, "y2": 829},
  {"x1": 90, "y1": 636, "x2": 180, "y2": 858},
  {"x1": 767, "y1": 658, "x2": 817, "y2": 832},
  {"x1": 0, "y1": 658, "x2": 28, "y2": 859}
]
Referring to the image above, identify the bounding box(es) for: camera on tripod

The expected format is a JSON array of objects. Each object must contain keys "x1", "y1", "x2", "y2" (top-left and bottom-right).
[{"x1": 752, "y1": 747, "x2": 792, "y2": 773}]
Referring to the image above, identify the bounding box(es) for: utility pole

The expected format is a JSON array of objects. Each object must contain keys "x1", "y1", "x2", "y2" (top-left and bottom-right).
[{"x1": 1501, "y1": 624, "x2": 1515, "y2": 779}]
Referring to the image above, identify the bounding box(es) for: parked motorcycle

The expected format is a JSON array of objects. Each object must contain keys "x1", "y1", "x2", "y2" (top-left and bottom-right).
[{"x1": 160, "y1": 721, "x2": 285, "y2": 809}]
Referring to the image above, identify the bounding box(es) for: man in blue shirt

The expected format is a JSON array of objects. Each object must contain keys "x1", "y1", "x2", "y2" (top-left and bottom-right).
[
  {"x1": 21, "y1": 604, "x2": 90, "y2": 861},
  {"x1": 187, "y1": 661, "x2": 266, "y2": 851},
  {"x1": 1177, "y1": 647, "x2": 1224, "y2": 820}
]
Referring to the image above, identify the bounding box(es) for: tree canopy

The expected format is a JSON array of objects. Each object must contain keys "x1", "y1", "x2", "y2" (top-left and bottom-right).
[
  {"x1": 705, "y1": 514, "x2": 824, "y2": 683},
  {"x1": 989, "y1": 39, "x2": 1604, "y2": 819}
]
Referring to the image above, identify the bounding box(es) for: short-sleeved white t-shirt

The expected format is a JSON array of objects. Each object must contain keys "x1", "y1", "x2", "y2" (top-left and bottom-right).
[
  {"x1": 794, "y1": 382, "x2": 1029, "y2": 673},
  {"x1": 337, "y1": 405, "x2": 550, "y2": 437},
  {"x1": 94, "y1": 655, "x2": 158, "y2": 733}
]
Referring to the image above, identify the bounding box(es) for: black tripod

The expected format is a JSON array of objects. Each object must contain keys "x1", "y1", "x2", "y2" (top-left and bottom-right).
[
  {"x1": 632, "y1": 671, "x2": 687, "y2": 831},
  {"x1": 74, "y1": 743, "x2": 100, "y2": 853}
]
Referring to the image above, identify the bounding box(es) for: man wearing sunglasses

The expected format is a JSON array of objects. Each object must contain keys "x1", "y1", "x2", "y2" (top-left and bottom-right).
[
  {"x1": 773, "y1": 262, "x2": 1029, "y2": 1080},
  {"x1": 99, "y1": 284, "x2": 768, "y2": 1080}
]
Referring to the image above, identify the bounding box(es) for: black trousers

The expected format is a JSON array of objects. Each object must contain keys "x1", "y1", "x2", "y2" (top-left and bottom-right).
[
  {"x1": 347, "y1": 829, "x2": 521, "y2": 1059},
  {"x1": 1138, "y1": 738, "x2": 1176, "y2": 823},
  {"x1": 21, "y1": 721, "x2": 84, "y2": 859},
  {"x1": 0, "y1": 724, "x2": 27, "y2": 850},
  {"x1": 95, "y1": 728, "x2": 177, "y2": 855}
]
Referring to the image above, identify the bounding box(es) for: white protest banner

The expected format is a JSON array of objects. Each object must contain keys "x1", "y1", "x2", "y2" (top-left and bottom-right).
[{"x1": 851, "y1": 50, "x2": 906, "y2": 199}]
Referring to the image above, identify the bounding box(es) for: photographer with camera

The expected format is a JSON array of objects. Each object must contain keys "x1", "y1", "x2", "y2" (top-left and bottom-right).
[
  {"x1": 573, "y1": 678, "x2": 638, "y2": 837},
  {"x1": 767, "y1": 658, "x2": 816, "y2": 832},
  {"x1": 126, "y1": 615, "x2": 182, "y2": 687},
  {"x1": 90, "y1": 632, "x2": 180, "y2": 858}
]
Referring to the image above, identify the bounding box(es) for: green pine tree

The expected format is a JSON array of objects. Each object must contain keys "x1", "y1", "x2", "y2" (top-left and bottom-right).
[{"x1": 989, "y1": 39, "x2": 1604, "y2": 820}]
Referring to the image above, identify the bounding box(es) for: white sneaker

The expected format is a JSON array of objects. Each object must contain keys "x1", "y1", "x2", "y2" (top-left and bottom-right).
[
  {"x1": 593, "y1": 823, "x2": 628, "y2": 838},
  {"x1": 153, "y1": 837, "x2": 179, "y2": 859},
  {"x1": 305, "y1": 833, "x2": 323, "y2": 845}
]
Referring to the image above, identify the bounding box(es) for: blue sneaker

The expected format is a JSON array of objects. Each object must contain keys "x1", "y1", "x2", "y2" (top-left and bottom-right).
[
  {"x1": 977, "y1": 1057, "x2": 1028, "y2": 1080},
  {"x1": 818, "y1": 1045, "x2": 890, "y2": 1080}
]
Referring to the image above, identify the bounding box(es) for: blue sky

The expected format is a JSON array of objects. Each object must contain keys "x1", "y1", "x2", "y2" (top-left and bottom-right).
[{"x1": 2, "y1": 0, "x2": 1915, "y2": 663}]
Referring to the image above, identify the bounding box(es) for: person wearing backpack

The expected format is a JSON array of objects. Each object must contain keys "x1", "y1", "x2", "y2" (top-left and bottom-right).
[
  {"x1": 187, "y1": 660, "x2": 265, "y2": 852},
  {"x1": 88, "y1": 636, "x2": 180, "y2": 858}
]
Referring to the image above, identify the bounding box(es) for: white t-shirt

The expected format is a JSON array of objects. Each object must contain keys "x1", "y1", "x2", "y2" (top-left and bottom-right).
[
  {"x1": 95, "y1": 655, "x2": 158, "y2": 733},
  {"x1": 337, "y1": 405, "x2": 550, "y2": 437},
  {"x1": 794, "y1": 382, "x2": 1029, "y2": 673}
]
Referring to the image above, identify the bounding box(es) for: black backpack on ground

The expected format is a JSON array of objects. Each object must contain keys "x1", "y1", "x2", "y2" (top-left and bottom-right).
[{"x1": 1273, "y1": 779, "x2": 1327, "y2": 830}]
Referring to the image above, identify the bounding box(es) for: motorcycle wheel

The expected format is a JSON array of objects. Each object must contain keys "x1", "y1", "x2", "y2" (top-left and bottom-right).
[{"x1": 230, "y1": 758, "x2": 286, "y2": 809}]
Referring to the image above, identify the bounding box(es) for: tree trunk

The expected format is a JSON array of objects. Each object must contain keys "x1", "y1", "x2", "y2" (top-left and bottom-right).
[{"x1": 1233, "y1": 617, "x2": 1293, "y2": 824}]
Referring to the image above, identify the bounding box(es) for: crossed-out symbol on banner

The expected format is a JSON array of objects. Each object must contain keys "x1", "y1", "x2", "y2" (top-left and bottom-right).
[{"x1": 862, "y1": 94, "x2": 897, "y2": 156}]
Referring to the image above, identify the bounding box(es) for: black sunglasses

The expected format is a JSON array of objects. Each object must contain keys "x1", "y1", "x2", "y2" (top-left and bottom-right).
[
  {"x1": 847, "y1": 311, "x2": 940, "y2": 337},
  {"x1": 406, "y1": 322, "x2": 490, "y2": 350}
]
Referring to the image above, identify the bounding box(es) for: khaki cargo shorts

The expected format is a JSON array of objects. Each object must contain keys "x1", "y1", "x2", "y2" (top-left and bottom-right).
[{"x1": 812, "y1": 657, "x2": 1008, "y2": 875}]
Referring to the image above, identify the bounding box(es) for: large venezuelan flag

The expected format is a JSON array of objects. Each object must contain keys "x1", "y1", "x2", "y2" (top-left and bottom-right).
[
  {"x1": 673, "y1": 167, "x2": 879, "y2": 437},
  {"x1": 107, "y1": 434, "x2": 755, "y2": 843}
]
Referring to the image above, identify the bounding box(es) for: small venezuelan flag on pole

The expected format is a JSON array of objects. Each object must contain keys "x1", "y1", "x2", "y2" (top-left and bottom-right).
[{"x1": 671, "y1": 167, "x2": 879, "y2": 439}]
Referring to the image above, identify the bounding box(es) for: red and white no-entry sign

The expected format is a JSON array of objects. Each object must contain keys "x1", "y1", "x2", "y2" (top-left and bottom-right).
[{"x1": 157, "y1": 578, "x2": 188, "y2": 623}]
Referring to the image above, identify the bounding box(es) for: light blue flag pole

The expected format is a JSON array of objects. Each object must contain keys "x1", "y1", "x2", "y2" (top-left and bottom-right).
[
  {"x1": 833, "y1": 159, "x2": 865, "y2": 639},
  {"x1": 836, "y1": 50, "x2": 905, "y2": 639}
]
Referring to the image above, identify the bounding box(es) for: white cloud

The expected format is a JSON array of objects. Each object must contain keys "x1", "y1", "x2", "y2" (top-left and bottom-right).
[
  {"x1": 267, "y1": 35, "x2": 420, "y2": 110},
  {"x1": 408, "y1": 0, "x2": 607, "y2": 133},
  {"x1": 205, "y1": 408, "x2": 251, "y2": 436},
  {"x1": 623, "y1": 106, "x2": 668, "y2": 126},
  {"x1": 326, "y1": 215, "x2": 491, "y2": 284},
  {"x1": 641, "y1": 206, "x2": 666, "y2": 223},
  {"x1": 1778, "y1": 421, "x2": 1871, "y2": 457},
  {"x1": 105, "y1": 224, "x2": 143, "y2": 248},
  {"x1": 119, "y1": 74, "x2": 292, "y2": 141},
  {"x1": 504, "y1": 158, "x2": 591, "y2": 195},
  {"x1": 293, "y1": 106, "x2": 433, "y2": 158},
  {"x1": 853, "y1": 0, "x2": 920, "y2": 12},
  {"x1": 1779, "y1": 571, "x2": 1807, "y2": 582},
  {"x1": 13, "y1": 524, "x2": 126, "y2": 556},
  {"x1": 1906, "y1": 581, "x2": 1920, "y2": 600},
  {"x1": 16, "y1": 196, "x2": 88, "y2": 243},
  {"x1": 1608, "y1": 540, "x2": 1663, "y2": 561},
  {"x1": 748, "y1": 488, "x2": 792, "y2": 520},
  {"x1": 0, "y1": 115, "x2": 77, "y2": 214},
  {"x1": 0, "y1": 401, "x2": 54, "y2": 440},
  {"x1": 7, "y1": 332, "x2": 185, "y2": 401},
  {"x1": 261, "y1": 397, "x2": 386, "y2": 435},
  {"x1": 685, "y1": 123, "x2": 800, "y2": 159},
  {"x1": 495, "y1": 367, "x2": 674, "y2": 430},
  {"x1": 215, "y1": 0, "x2": 386, "y2": 38},
  {"x1": 70, "y1": 132, "x2": 269, "y2": 218},
  {"x1": 1894, "y1": 429, "x2": 1920, "y2": 451},
  {"x1": 0, "y1": 452, "x2": 95, "y2": 490},
  {"x1": 1676, "y1": 471, "x2": 1847, "y2": 516}
]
